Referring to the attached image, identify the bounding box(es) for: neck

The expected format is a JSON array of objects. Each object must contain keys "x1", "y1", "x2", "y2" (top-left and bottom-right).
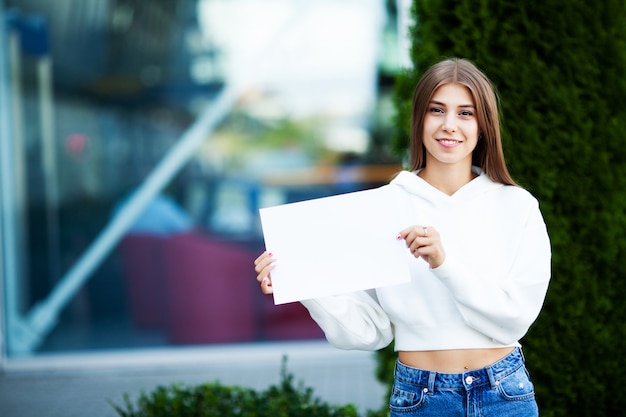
[{"x1": 418, "y1": 163, "x2": 477, "y2": 196}]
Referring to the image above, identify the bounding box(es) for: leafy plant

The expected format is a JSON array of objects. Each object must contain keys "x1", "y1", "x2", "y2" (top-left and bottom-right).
[{"x1": 109, "y1": 356, "x2": 387, "y2": 417}]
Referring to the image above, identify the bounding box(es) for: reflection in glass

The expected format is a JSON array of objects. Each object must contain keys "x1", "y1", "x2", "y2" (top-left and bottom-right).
[{"x1": 1, "y1": 0, "x2": 403, "y2": 356}]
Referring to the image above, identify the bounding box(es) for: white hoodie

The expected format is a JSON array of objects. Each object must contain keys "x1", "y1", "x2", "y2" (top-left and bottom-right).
[{"x1": 301, "y1": 168, "x2": 551, "y2": 352}]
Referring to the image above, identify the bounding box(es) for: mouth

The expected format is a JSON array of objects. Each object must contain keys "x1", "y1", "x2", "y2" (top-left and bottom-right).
[{"x1": 436, "y1": 138, "x2": 462, "y2": 147}]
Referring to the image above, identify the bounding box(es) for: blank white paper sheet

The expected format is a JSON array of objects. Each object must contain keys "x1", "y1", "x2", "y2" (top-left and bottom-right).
[{"x1": 259, "y1": 185, "x2": 412, "y2": 305}]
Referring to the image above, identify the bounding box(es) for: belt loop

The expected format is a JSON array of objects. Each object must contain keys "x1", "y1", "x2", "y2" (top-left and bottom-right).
[
  {"x1": 518, "y1": 347, "x2": 526, "y2": 363},
  {"x1": 486, "y1": 365, "x2": 497, "y2": 388},
  {"x1": 427, "y1": 371, "x2": 436, "y2": 393}
]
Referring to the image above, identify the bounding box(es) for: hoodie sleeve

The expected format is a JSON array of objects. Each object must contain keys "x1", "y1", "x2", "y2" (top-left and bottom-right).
[
  {"x1": 431, "y1": 201, "x2": 551, "y2": 345},
  {"x1": 300, "y1": 289, "x2": 393, "y2": 351}
]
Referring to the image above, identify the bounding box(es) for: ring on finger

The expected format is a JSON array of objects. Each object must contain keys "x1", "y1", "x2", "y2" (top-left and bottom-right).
[{"x1": 422, "y1": 226, "x2": 428, "y2": 237}]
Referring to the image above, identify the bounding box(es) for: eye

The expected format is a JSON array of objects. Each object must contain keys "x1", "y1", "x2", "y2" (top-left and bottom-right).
[
  {"x1": 429, "y1": 107, "x2": 444, "y2": 114},
  {"x1": 459, "y1": 110, "x2": 474, "y2": 117}
]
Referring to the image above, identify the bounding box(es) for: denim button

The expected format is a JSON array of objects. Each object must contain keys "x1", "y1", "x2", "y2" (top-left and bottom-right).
[{"x1": 465, "y1": 376, "x2": 473, "y2": 385}]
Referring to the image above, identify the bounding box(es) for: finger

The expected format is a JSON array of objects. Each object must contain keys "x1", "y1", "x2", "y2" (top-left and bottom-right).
[
  {"x1": 415, "y1": 244, "x2": 445, "y2": 267},
  {"x1": 411, "y1": 249, "x2": 428, "y2": 265},
  {"x1": 261, "y1": 277, "x2": 274, "y2": 294},
  {"x1": 254, "y1": 252, "x2": 274, "y2": 273},
  {"x1": 398, "y1": 225, "x2": 430, "y2": 243},
  {"x1": 412, "y1": 250, "x2": 427, "y2": 263},
  {"x1": 413, "y1": 243, "x2": 434, "y2": 256},
  {"x1": 256, "y1": 257, "x2": 276, "y2": 283},
  {"x1": 398, "y1": 231, "x2": 418, "y2": 249},
  {"x1": 411, "y1": 242, "x2": 428, "y2": 255},
  {"x1": 400, "y1": 225, "x2": 429, "y2": 234},
  {"x1": 409, "y1": 236, "x2": 429, "y2": 252},
  {"x1": 254, "y1": 258, "x2": 268, "y2": 275},
  {"x1": 256, "y1": 263, "x2": 275, "y2": 283},
  {"x1": 254, "y1": 251, "x2": 272, "y2": 266},
  {"x1": 398, "y1": 226, "x2": 417, "y2": 239}
]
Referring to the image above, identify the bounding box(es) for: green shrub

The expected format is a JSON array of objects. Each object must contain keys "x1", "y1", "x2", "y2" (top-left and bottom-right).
[
  {"x1": 109, "y1": 357, "x2": 388, "y2": 417},
  {"x1": 383, "y1": 1, "x2": 626, "y2": 416}
]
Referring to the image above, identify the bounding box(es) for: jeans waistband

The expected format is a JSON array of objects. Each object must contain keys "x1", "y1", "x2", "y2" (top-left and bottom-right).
[{"x1": 394, "y1": 347, "x2": 525, "y2": 390}]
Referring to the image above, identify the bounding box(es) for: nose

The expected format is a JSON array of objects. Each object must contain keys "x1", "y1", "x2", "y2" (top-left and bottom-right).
[{"x1": 442, "y1": 116, "x2": 457, "y2": 132}]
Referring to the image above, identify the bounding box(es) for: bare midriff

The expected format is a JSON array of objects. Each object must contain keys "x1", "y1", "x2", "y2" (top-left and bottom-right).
[{"x1": 398, "y1": 347, "x2": 515, "y2": 373}]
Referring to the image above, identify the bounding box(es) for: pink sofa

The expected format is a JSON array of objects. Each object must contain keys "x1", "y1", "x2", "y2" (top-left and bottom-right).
[{"x1": 120, "y1": 231, "x2": 324, "y2": 345}]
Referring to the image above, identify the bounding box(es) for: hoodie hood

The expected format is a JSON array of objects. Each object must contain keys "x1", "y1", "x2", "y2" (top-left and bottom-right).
[{"x1": 389, "y1": 166, "x2": 504, "y2": 206}]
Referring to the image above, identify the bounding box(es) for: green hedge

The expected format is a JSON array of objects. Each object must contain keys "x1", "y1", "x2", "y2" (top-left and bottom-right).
[
  {"x1": 110, "y1": 358, "x2": 388, "y2": 417},
  {"x1": 382, "y1": 1, "x2": 626, "y2": 416}
]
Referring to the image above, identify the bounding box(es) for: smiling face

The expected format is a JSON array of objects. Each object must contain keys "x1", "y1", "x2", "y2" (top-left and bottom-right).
[{"x1": 421, "y1": 82, "x2": 479, "y2": 170}]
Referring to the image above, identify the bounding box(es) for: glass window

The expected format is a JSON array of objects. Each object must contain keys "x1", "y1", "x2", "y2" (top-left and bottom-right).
[{"x1": 1, "y1": 0, "x2": 402, "y2": 358}]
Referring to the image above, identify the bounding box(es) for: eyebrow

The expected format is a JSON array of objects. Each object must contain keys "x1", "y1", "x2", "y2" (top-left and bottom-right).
[{"x1": 430, "y1": 100, "x2": 475, "y2": 108}]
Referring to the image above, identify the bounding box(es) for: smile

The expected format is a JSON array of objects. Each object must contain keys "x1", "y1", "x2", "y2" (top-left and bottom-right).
[{"x1": 436, "y1": 139, "x2": 462, "y2": 147}]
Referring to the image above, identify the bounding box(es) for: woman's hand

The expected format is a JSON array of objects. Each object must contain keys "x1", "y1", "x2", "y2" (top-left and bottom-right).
[
  {"x1": 254, "y1": 251, "x2": 276, "y2": 294},
  {"x1": 398, "y1": 225, "x2": 446, "y2": 269}
]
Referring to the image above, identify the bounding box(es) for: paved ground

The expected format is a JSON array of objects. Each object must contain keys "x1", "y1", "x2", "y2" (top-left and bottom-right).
[{"x1": 0, "y1": 340, "x2": 388, "y2": 417}]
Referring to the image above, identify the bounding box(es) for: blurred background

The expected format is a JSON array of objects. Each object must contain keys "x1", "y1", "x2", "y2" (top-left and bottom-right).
[
  {"x1": 4, "y1": 2, "x2": 626, "y2": 416},
  {"x1": 0, "y1": 0, "x2": 409, "y2": 358}
]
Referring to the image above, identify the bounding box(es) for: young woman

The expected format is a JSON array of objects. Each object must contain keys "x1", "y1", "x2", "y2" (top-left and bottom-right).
[{"x1": 254, "y1": 58, "x2": 551, "y2": 416}]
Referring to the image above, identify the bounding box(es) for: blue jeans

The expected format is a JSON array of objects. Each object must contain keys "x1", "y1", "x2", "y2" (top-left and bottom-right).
[{"x1": 389, "y1": 348, "x2": 538, "y2": 416}]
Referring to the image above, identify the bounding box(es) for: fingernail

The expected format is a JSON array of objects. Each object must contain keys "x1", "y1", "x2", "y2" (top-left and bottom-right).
[
  {"x1": 267, "y1": 252, "x2": 273, "y2": 257},
  {"x1": 396, "y1": 234, "x2": 402, "y2": 240}
]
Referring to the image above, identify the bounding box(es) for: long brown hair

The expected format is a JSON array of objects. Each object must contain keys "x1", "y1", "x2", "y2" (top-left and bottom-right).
[{"x1": 409, "y1": 58, "x2": 517, "y2": 186}]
